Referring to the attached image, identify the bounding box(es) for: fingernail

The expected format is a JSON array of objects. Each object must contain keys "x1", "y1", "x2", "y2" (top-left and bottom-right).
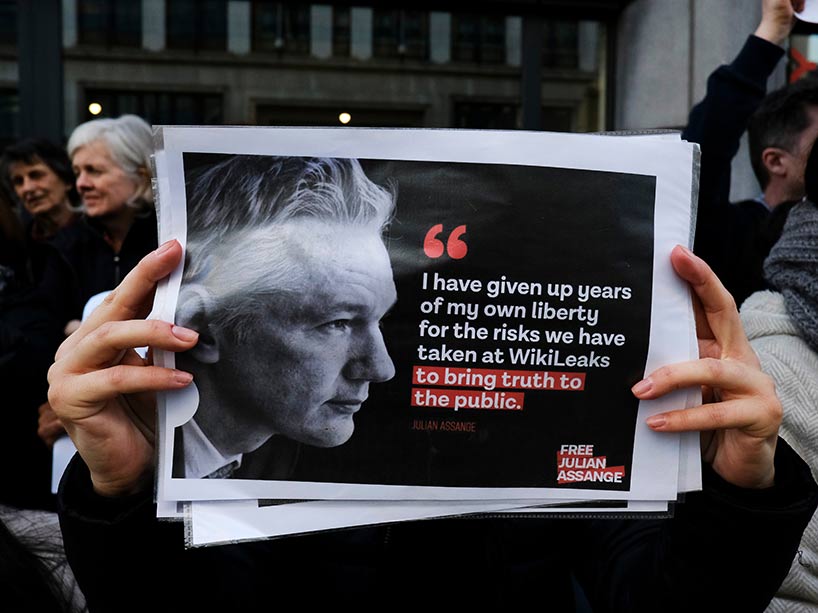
[
  {"x1": 155, "y1": 240, "x2": 175, "y2": 256},
  {"x1": 174, "y1": 370, "x2": 193, "y2": 385},
  {"x1": 677, "y1": 244, "x2": 694, "y2": 257},
  {"x1": 172, "y1": 325, "x2": 198, "y2": 341},
  {"x1": 646, "y1": 415, "x2": 666, "y2": 429},
  {"x1": 631, "y1": 378, "x2": 653, "y2": 395}
]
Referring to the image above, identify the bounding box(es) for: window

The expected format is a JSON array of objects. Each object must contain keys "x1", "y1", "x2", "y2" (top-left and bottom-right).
[
  {"x1": 401, "y1": 11, "x2": 428, "y2": 60},
  {"x1": 453, "y1": 101, "x2": 517, "y2": 130},
  {"x1": 166, "y1": 0, "x2": 227, "y2": 52},
  {"x1": 78, "y1": 0, "x2": 141, "y2": 48},
  {"x1": 453, "y1": 101, "x2": 577, "y2": 132},
  {"x1": 451, "y1": 14, "x2": 505, "y2": 64},
  {"x1": 0, "y1": 89, "x2": 19, "y2": 146},
  {"x1": 0, "y1": 0, "x2": 16, "y2": 48},
  {"x1": 252, "y1": 2, "x2": 310, "y2": 54},
  {"x1": 333, "y1": 6, "x2": 351, "y2": 57},
  {"x1": 452, "y1": 13, "x2": 506, "y2": 64},
  {"x1": 84, "y1": 89, "x2": 223, "y2": 125},
  {"x1": 541, "y1": 106, "x2": 575, "y2": 132},
  {"x1": 543, "y1": 21, "x2": 579, "y2": 69},
  {"x1": 373, "y1": 10, "x2": 428, "y2": 60}
]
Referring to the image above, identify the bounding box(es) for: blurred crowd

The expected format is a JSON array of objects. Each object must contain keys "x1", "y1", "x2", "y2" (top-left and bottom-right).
[
  {"x1": 1, "y1": 114, "x2": 156, "y2": 511},
  {"x1": 1, "y1": 115, "x2": 156, "y2": 612}
]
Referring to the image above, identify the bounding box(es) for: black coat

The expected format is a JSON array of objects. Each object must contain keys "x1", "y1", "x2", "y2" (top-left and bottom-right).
[
  {"x1": 0, "y1": 240, "x2": 80, "y2": 510},
  {"x1": 54, "y1": 211, "x2": 158, "y2": 310},
  {"x1": 58, "y1": 441, "x2": 818, "y2": 612}
]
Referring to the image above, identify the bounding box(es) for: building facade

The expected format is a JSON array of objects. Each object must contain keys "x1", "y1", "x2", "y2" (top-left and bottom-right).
[
  {"x1": 2, "y1": 0, "x2": 813, "y2": 199},
  {"x1": 1, "y1": 0, "x2": 615, "y2": 139}
]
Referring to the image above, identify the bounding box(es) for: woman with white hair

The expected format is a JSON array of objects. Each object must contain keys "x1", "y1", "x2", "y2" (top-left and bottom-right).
[
  {"x1": 35, "y1": 115, "x2": 158, "y2": 449},
  {"x1": 57, "y1": 114, "x2": 157, "y2": 307}
]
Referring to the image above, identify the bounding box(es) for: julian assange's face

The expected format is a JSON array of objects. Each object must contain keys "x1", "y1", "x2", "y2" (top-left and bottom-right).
[
  {"x1": 72, "y1": 140, "x2": 141, "y2": 219},
  {"x1": 8, "y1": 158, "x2": 72, "y2": 217},
  {"x1": 212, "y1": 222, "x2": 397, "y2": 451}
]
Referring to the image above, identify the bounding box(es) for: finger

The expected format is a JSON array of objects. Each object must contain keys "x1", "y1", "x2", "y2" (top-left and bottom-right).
[
  {"x1": 38, "y1": 411, "x2": 61, "y2": 428},
  {"x1": 644, "y1": 397, "x2": 781, "y2": 437},
  {"x1": 38, "y1": 419, "x2": 65, "y2": 440},
  {"x1": 632, "y1": 357, "x2": 771, "y2": 399},
  {"x1": 56, "y1": 240, "x2": 182, "y2": 360},
  {"x1": 670, "y1": 245, "x2": 755, "y2": 359},
  {"x1": 62, "y1": 319, "x2": 198, "y2": 372},
  {"x1": 50, "y1": 365, "x2": 193, "y2": 419}
]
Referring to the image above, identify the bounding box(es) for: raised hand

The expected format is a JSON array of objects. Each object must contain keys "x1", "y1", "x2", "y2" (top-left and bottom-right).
[{"x1": 755, "y1": 0, "x2": 804, "y2": 46}]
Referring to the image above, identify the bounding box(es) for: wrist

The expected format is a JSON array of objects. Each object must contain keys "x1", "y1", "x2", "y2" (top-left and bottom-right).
[
  {"x1": 91, "y1": 469, "x2": 153, "y2": 498},
  {"x1": 754, "y1": 22, "x2": 791, "y2": 47}
]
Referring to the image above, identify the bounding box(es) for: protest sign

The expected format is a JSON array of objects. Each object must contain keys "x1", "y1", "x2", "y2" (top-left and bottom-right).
[{"x1": 151, "y1": 127, "x2": 697, "y2": 506}]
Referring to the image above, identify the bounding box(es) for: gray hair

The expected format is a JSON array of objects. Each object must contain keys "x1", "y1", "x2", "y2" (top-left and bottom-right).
[
  {"x1": 67, "y1": 114, "x2": 154, "y2": 211},
  {"x1": 181, "y1": 155, "x2": 395, "y2": 336}
]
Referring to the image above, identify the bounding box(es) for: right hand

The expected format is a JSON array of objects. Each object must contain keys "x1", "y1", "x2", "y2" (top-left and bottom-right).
[
  {"x1": 37, "y1": 402, "x2": 66, "y2": 447},
  {"x1": 47, "y1": 240, "x2": 198, "y2": 496},
  {"x1": 755, "y1": 0, "x2": 804, "y2": 46}
]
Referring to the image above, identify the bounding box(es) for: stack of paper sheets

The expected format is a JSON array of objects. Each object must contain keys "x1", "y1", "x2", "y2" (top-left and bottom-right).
[{"x1": 147, "y1": 126, "x2": 702, "y2": 547}]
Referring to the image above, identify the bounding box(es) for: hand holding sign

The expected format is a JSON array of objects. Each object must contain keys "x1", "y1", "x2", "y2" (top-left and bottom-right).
[
  {"x1": 47, "y1": 241, "x2": 198, "y2": 497},
  {"x1": 794, "y1": 0, "x2": 818, "y2": 24},
  {"x1": 753, "y1": 0, "x2": 803, "y2": 43},
  {"x1": 634, "y1": 246, "x2": 781, "y2": 490}
]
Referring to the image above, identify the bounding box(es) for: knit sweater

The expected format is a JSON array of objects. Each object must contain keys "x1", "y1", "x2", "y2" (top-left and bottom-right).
[{"x1": 742, "y1": 291, "x2": 818, "y2": 612}]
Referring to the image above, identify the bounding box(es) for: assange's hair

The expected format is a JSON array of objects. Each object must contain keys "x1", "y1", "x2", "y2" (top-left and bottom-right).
[
  {"x1": 67, "y1": 114, "x2": 154, "y2": 211},
  {"x1": 0, "y1": 138, "x2": 79, "y2": 207},
  {"x1": 182, "y1": 155, "x2": 395, "y2": 335},
  {"x1": 749, "y1": 78, "x2": 818, "y2": 189}
]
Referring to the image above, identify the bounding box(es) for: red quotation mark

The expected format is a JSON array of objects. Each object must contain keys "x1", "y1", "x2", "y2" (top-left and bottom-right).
[{"x1": 423, "y1": 224, "x2": 468, "y2": 259}]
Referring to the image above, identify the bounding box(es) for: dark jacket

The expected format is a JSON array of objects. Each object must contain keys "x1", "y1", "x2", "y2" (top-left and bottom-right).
[
  {"x1": 682, "y1": 35, "x2": 796, "y2": 307},
  {"x1": 0, "y1": 240, "x2": 80, "y2": 510},
  {"x1": 54, "y1": 211, "x2": 158, "y2": 310},
  {"x1": 59, "y1": 441, "x2": 818, "y2": 612}
]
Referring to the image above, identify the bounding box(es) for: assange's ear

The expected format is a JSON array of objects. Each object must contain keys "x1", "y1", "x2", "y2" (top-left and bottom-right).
[{"x1": 176, "y1": 284, "x2": 220, "y2": 364}]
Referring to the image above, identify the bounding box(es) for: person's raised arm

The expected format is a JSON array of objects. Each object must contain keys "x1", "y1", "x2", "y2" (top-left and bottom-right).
[
  {"x1": 685, "y1": 1, "x2": 800, "y2": 279},
  {"x1": 47, "y1": 239, "x2": 198, "y2": 496}
]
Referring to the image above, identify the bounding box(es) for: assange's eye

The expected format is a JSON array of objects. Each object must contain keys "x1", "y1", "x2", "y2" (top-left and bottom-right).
[{"x1": 320, "y1": 319, "x2": 352, "y2": 332}]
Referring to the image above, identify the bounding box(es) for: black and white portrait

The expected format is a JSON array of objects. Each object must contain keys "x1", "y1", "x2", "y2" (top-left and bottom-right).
[{"x1": 171, "y1": 156, "x2": 397, "y2": 480}]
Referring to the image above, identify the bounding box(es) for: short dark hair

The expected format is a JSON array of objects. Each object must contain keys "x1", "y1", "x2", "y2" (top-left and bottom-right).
[
  {"x1": 0, "y1": 138, "x2": 79, "y2": 206},
  {"x1": 748, "y1": 78, "x2": 818, "y2": 189}
]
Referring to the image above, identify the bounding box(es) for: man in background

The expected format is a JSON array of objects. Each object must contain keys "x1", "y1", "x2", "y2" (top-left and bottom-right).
[{"x1": 684, "y1": 0, "x2": 818, "y2": 306}]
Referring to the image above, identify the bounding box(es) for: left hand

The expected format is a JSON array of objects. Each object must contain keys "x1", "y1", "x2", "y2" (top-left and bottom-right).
[{"x1": 631, "y1": 245, "x2": 781, "y2": 489}]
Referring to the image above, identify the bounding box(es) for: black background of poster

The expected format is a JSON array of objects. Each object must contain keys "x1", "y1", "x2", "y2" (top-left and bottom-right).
[{"x1": 180, "y1": 153, "x2": 656, "y2": 491}]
